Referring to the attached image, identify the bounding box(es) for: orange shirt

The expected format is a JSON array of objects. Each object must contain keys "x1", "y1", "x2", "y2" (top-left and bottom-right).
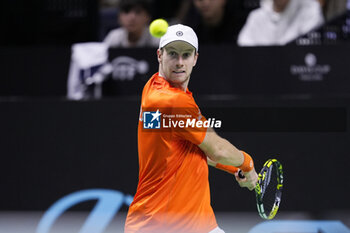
[{"x1": 125, "y1": 73, "x2": 217, "y2": 233}]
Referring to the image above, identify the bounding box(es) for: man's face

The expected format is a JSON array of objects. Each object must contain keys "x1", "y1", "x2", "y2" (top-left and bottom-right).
[
  {"x1": 119, "y1": 6, "x2": 150, "y2": 34},
  {"x1": 158, "y1": 41, "x2": 198, "y2": 89},
  {"x1": 193, "y1": 0, "x2": 226, "y2": 20}
]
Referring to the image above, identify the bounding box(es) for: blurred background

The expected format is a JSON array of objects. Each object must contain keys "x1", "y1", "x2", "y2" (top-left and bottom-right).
[{"x1": 1, "y1": 0, "x2": 350, "y2": 232}]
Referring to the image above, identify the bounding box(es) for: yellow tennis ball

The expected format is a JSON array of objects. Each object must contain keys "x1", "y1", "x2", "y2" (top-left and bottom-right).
[{"x1": 149, "y1": 19, "x2": 168, "y2": 38}]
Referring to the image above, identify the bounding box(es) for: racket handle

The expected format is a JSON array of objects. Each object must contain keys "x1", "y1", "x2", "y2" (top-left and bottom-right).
[{"x1": 238, "y1": 170, "x2": 246, "y2": 179}]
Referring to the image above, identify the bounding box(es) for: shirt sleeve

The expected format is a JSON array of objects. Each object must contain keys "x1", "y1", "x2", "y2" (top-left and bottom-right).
[{"x1": 171, "y1": 93, "x2": 207, "y2": 145}]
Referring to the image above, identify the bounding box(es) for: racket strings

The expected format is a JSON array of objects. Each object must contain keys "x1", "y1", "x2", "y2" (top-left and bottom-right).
[{"x1": 261, "y1": 166, "x2": 278, "y2": 213}]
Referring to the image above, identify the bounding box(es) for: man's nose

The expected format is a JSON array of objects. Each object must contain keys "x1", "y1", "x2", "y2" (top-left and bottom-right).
[{"x1": 176, "y1": 56, "x2": 184, "y2": 67}]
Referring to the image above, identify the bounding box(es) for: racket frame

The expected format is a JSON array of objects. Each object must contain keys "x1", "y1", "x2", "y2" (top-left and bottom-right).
[{"x1": 255, "y1": 159, "x2": 283, "y2": 220}]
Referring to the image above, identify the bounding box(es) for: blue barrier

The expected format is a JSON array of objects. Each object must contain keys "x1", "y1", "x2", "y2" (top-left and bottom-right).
[
  {"x1": 36, "y1": 189, "x2": 133, "y2": 233},
  {"x1": 249, "y1": 220, "x2": 350, "y2": 233}
]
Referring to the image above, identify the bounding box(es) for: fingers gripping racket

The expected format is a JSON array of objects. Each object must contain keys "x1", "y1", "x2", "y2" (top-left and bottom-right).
[{"x1": 238, "y1": 159, "x2": 283, "y2": 220}]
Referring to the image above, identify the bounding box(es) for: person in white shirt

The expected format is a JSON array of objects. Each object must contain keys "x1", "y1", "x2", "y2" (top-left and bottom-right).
[
  {"x1": 103, "y1": 0, "x2": 159, "y2": 48},
  {"x1": 237, "y1": 0, "x2": 325, "y2": 46}
]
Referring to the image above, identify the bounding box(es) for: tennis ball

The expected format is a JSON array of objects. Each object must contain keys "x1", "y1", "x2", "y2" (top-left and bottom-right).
[{"x1": 149, "y1": 19, "x2": 168, "y2": 38}]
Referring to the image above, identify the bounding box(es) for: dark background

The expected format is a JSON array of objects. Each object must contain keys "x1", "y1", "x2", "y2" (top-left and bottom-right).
[
  {"x1": 1, "y1": 98, "x2": 349, "y2": 214},
  {"x1": 2, "y1": 44, "x2": 350, "y2": 98}
]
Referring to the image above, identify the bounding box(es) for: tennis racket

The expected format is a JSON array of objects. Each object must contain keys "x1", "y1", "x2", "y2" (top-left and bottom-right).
[{"x1": 238, "y1": 159, "x2": 283, "y2": 220}]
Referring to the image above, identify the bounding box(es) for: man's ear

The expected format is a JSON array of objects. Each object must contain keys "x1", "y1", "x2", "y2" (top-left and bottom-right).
[
  {"x1": 157, "y1": 49, "x2": 162, "y2": 63},
  {"x1": 193, "y1": 52, "x2": 199, "y2": 67}
]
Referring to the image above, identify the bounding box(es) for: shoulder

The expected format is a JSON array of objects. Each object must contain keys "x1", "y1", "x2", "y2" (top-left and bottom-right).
[
  {"x1": 149, "y1": 88, "x2": 196, "y2": 109},
  {"x1": 105, "y1": 28, "x2": 125, "y2": 37},
  {"x1": 172, "y1": 92, "x2": 197, "y2": 108},
  {"x1": 140, "y1": 28, "x2": 160, "y2": 47},
  {"x1": 299, "y1": 0, "x2": 323, "y2": 16},
  {"x1": 248, "y1": 8, "x2": 268, "y2": 21},
  {"x1": 241, "y1": 7, "x2": 267, "y2": 30},
  {"x1": 103, "y1": 28, "x2": 126, "y2": 46},
  {"x1": 238, "y1": 8, "x2": 265, "y2": 45},
  {"x1": 299, "y1": 0, "x2": 322, "y2": 9},
  {"x1": 150, "y1": 36, "x2": 160, "y2": 47},
  {"x1": 142, "y1": 76, "x2": 197, "y2": 109},
  {"x1": 297, "y1": 0, "x2": 324, "y2": 26}
]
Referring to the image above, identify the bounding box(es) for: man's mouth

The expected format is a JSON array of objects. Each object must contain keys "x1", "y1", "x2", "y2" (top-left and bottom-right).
[{"x1": 173, "y1": 71, "x2": 185, "y2": 74}]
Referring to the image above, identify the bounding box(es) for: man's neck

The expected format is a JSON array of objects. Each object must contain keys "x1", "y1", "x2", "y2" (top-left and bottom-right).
[{"x1": 158, "y1": 72, "x2": 188, "y2": 92}]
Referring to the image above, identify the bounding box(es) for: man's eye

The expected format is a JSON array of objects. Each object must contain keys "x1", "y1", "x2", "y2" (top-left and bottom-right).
[{"x1": 183, "y1": 53, "x2": 190, "y2": 58}]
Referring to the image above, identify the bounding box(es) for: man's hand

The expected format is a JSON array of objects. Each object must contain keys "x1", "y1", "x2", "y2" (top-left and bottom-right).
[{"x1": 234, "y1": 168, "x2": 258, "y2": 191}]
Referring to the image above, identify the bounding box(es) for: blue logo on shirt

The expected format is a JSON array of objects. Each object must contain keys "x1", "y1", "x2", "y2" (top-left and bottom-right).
[{"x1": 143, "y1": 110, "x2": 162, "y2": 129}]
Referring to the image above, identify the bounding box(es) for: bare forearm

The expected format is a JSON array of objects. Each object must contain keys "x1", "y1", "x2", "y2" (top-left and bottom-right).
[
  {"x1": 200, "y1": 129, "x2": 244, "y2": 167},
  {"x1": 207, "y1": 157, "x2": 216, "y2": 167},
  {"x1": 213, "y1": 137, "x2": 244, "y2": 166},
  {"x1": 201, "y1": 129, "x2": 257, "y2": 190}
]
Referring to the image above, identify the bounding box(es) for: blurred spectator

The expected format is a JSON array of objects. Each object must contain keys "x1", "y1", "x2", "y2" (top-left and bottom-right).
[
  {"x1": 238, "y1": 0, "x2": 325, "y2": 46},
  {"x1": 296, "y1": 0, "x2": 349, "y2": 45},
  {"x1": 103, "y1": 0, "x2": 159, "y2": 48},
  {"x1": 152, "y1": 0, "x2": 191, "y2": 24},
  {"x1": 183, "y1": 0, "x2": 249, "y2": 44},
  {"x1": 318, "y1": 0, "x2": 347, "y2": 21},
  {"x1": 99, "y1": 0, "x2": 120, "y2": 41}
]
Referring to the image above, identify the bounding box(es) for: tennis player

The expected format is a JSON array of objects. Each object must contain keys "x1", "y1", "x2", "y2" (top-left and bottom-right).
[{"x1": 124, "y1": 24, "x2": 258, "y2": 233}]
